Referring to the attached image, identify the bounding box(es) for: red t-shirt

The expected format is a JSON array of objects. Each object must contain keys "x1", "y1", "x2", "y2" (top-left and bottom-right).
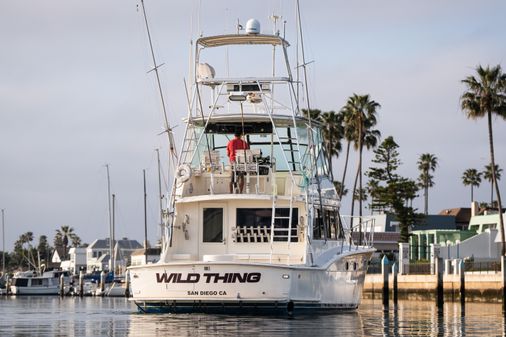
[{"x1": 227, "y1": 137, "x2": 249, "y2": 162}]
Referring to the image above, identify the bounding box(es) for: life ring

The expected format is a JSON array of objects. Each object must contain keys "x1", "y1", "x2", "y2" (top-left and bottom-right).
[{"x1": 176, "y1": 164, "x2": 192, "y2": 184}]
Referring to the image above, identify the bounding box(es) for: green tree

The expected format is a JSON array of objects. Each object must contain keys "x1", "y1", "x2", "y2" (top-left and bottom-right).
[
  {"x1": 302, "y1": 109, "x2": 345, "y2": 183},
  {"x1": 337, "y1": 108, "x2": 354, "y2": 203},
  {"x1": 37, "y1": 235, "x2": 51, "y2": 268},
  {"x1": 13, "y1": 232, "x2": 37, "y2": 270},
  {"x1": 54, "y1": 225, "x2": 79, "y2": 260},
  {"x1": 461, "y1": 64, "x2": 506, "y2": 255},
  {"x1": 483, "y1": 163, "x2": 503, "y2": 207},
  {"x1": 366, "y1": 136, "x2": 419, "y2": 242},
  {"x1": 342, "y1": 94, "x2": 381, "y2": 221},
  {"x1": 333, "y1": 181, "x2": 348, "y2": 197},
  {"x1": 462, "y1": 168, "x2": 482, "y2": 202},
  {"x1": 320, "y1": 110, "x2": 344, "y2": 182},
  {"x1": 417, "y1": 153, "x2": 438, "y2": 215}
]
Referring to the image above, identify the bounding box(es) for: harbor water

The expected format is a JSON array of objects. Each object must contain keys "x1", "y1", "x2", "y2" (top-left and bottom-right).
[{"x1": 0, "y1": 297, "x2": 504, "y2": 336}]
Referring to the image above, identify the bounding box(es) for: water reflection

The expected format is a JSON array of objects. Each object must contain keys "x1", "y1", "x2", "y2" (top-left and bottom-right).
[
  {"x1": 361, "y1": 300, "x2": 503, "y2": 337},
  {"x1": 0, "y1": 297, "x2": 504, "y2": 336},
  {"x1": 128, "y1": 311, "x2": 365, "y2": 337}
]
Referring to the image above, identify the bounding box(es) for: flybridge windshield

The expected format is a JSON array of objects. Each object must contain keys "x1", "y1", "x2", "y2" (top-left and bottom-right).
[
  {"x1": 197, "y1": 43, "x2": 290, "y2": 80},
  {"x1": 205, "y1": 122, "x2": 272, "y2": 134},
  {"x1": 190, "y1": 122, "x2": 311, "y2": 172}
]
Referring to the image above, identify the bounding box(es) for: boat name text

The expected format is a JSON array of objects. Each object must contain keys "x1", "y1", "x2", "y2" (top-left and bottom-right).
[{"x1": 155, "y1": 272, "x2": 261, "y2": 283}]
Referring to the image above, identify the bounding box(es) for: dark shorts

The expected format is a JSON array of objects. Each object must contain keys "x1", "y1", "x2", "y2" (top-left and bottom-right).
[{"x1": 231, "y1": 171, "x2": 245, "y2": 183}]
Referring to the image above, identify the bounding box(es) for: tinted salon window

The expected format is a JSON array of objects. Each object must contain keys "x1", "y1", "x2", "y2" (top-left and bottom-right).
[
  {"x1": 236, "y1": 208, "x2": 298, "y2": 242},
  {"x1": 203, "y1": 208, "x2": 223, "y2": 242}
]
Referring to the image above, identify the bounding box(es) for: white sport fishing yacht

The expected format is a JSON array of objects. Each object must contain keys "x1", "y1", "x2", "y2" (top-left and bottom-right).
[{"x1": 129, "y1": 17, "x2": 375, "y2": 314}]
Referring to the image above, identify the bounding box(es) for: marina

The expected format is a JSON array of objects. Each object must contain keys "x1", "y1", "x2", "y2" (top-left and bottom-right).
[{"x1": 2, "y1": 1, "x2": 506, "y2": 336}]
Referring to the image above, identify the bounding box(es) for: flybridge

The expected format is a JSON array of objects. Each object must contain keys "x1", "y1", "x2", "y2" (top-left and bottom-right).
[{"x1": 156, "y1": 272, "x2": 261, "y2": 284}]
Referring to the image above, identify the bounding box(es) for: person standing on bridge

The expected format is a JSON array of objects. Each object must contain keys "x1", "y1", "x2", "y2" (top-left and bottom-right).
[{"x1": 227, "y1": 130, "x2": 249, "y2": 193}]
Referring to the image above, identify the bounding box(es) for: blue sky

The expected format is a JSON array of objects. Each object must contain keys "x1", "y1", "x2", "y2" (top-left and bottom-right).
[{"x1": 1, "y1": 0, "x2": 506, "y2": 251}]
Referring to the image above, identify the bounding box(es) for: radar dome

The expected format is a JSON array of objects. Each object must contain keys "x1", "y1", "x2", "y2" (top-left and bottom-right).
[{"x1": 245, "y1": 19, "x2": 260, "y2": 35}]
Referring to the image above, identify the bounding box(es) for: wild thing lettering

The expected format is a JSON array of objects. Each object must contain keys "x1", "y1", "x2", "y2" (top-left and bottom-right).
[{"x1": 155, "y1": 272, "x2": 261, "y2": 284}]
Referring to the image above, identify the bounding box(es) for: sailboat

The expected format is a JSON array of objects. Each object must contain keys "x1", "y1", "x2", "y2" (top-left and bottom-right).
[{"x1": 129, "y1": 7, "x2": 375, "y2": 314}]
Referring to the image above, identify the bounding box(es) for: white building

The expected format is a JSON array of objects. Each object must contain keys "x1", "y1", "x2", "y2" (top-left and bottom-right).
[
  {"x1": 86, "y1": 238, "x2": 142, "y2": 273},
  {"x1": 130, "y1": 248, "x2": 161, "y2": 266}
]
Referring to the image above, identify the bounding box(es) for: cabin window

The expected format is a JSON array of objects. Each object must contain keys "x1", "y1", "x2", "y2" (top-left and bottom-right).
[
  {"x1": 236, "y1": 208, "x2": 298, "y2": 242},
  {"x1": 203, "y1": 208, "x2": 223, "y2": 243},
  {"x1": 31, "y1": 278, "x2": 44, "y2": 286},
  {"x1": 13, "y1": 278, "x2": 28, "y2": 287},
  {"x1": 313, "y1": 207, "x2": 341, "y2": 240}
]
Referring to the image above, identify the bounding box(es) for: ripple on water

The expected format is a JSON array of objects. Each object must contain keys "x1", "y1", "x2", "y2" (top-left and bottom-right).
[{"x1": 0, "y1": 297, "x2": 504, "y2": 337}]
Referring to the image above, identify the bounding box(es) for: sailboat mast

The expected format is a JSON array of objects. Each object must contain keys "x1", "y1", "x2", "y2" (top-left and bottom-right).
[
  {"x1": 156, "y1": 149, "x2": 164, "y2": 246},
  {"x1": 2, "y1": 209, "x2": 5, "y2": 276},
  {"x1": 112, "y1": 193, "x2": 116, "y2": 275},
  {"x1": 143, "y1": 169, "x2": 148, "y2": 264},
  {"x1": 105, "y1": 164, "x2": 113, "y2": 272}
]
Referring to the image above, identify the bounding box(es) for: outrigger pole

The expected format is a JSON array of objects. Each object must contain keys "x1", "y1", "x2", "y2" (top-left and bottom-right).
[
  {"x1": 139, "y1": 0, "x2": 178, "y2": 168},
  {"x1": 139, "y1": 0, "x2": 178, "y2": 250},
  {"x1": 295, "y1": 0, "x2": 329, "y2": 242}
]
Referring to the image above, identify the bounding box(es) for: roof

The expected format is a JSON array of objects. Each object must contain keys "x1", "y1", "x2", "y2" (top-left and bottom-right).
[
  {"x1": 115, "y1": 239, "x2": 143, "y2": 250},
  {"x1": 88, "y1": 238, "x2": 142, "y2": 250},
  {"x1": 351, "y1": 232, "x2": 400, "y2": 243},
  {"x1": 197, "y1": 34, "x2": 289, "y2": 48},
  {"x1": 51, "y1": 247, "x2": 65, "y2": 263},
  {"x1": 438, "y1": 208, "x2": 472, "y2": 223},
  {"x1": 189, "y1": 113, "x2": 320, "y2": 127},
  {"x1": 131, "y1": 247, "x2": 162, "y2": 256},
  {"x1": 88, "y1": 239, "x2": 112, "y2": 249}
]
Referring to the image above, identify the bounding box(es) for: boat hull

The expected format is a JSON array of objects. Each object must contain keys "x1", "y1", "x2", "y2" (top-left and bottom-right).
[
  {"x1": 10, "y1": 285, "x2": 60, "y2": 295},
  {"x1": 129, "y1": 249, "x2": 373, "y2": 314}
]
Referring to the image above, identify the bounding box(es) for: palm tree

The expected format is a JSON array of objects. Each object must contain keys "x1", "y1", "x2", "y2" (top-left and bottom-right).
[
  {"x1": 462, "y1": 168, "x2": 482, "y2": 202},
  {"x1": 55, "y1": 225, "x2": 77, "y2": 260},
  {"x1": 483, "y1": 163, "x2": 503, "y2": 207},
  {"x1": 350, "y1": 127, "x2": 381, "y2": 215},
  {"x1": 16, "y1": 232, "x2": 36, "y2": 269},
  {"x1": 341, "y1": 94, "x2": 381, "y2": 221},
  {"x1": 341, "y1": 95, "x2": 381, "y2": 246},
  {"x1": 320, "y1": 111, "x2": 344, "y2": 182},
  {"x1": 417, "y1": 153, "x2": 438, "y2": 215},
  {"x1": 337, "y1": 108, "x2": 354, "y2": 203},
  {"x1": 461, "y1": 64, "x2": 506, "y2": 255}
]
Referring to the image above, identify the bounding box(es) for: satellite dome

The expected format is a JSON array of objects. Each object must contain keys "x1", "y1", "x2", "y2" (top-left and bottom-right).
[{"x1": 245, "y1": 19, "x2": 261, "y2": 35}]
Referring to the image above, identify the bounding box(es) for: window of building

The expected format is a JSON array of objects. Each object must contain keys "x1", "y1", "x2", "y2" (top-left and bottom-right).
[{"x1": 203, "y1": 208, "x2": 223, "y2": 243}]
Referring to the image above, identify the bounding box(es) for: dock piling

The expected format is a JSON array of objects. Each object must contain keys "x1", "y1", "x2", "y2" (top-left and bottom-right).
[
  {"x1": 502, "y1": 256, "x2": 506, "y2": 311},
  {"x1": 382, "y1": 256, "x2": 389, "y2": 306},
  {"x1": 436, "y1": 257, "x2": 444, "y2": 308},
  {"x1": 125, "y1": 271, "x2": 130, "y2": 298},
  {"x1": 100, "y1": 271, "x2": 106, "y2": 297},
  {"x1": 392, "y1": 262, "x2": 398, "y2": 305},
  {"x1": 79, "y1": 270, "x2": 84, "y2": 297},
  {"x1": 59, "y1": 274, "x2": 65, "y2": 297},
  {"x1": 459, "y1": 259, "x2": 465, "y2": 305}
]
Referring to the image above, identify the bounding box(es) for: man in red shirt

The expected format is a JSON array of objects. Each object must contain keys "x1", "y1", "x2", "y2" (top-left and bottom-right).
[{"x1": 227, "y1": 130, "x2": 249, "y2": 193}]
